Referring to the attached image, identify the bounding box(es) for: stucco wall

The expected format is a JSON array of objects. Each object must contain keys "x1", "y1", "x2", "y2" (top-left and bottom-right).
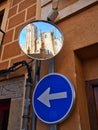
[{"x1": 40, "y1": 2, "x2": 98, "y2": 130}]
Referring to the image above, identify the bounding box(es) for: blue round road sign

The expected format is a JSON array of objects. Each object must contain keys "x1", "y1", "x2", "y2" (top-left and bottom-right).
[{"x1": 33, "y1": 73, "x2": 75, "y2": 124}]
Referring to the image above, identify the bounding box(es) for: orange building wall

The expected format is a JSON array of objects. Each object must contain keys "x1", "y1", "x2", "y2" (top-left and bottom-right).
[
  {"x1": 39, "y1": 2, "x2": 98, "y2": 130},
  {"x1": 0, "y1": 0, "x2": 98, "y2": 130},
  {"x1": 56, "y1": 4, "x2": 98, "y2": 130}
]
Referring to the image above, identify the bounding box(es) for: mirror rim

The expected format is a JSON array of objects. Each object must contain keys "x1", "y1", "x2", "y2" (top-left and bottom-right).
[{"x1": 18, "y1": 20, "x2": 64, "y2": 60}]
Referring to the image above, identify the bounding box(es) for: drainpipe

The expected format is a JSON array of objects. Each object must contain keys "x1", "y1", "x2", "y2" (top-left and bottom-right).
[
  {"x1": 31, "y1": 60, "x2": 41, "y2": 130},
  {"x1": 20, "y1": 61, "x2": 32, "y2": 130}
]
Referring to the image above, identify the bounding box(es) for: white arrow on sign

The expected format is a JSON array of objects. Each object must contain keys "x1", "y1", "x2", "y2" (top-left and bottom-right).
[{"x1": 37, "y1": 87, "x2": 67, "y2": 107}]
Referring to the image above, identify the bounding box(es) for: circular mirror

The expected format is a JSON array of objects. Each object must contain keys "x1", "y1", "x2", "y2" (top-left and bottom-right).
[{"x1": 18, "y1": 20, "x2": 64, "y2": 60}]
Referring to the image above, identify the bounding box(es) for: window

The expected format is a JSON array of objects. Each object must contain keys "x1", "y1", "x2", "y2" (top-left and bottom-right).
[
  {"x1": 45, "y1": 34, "x2": 47, "y2": 38},
  {"x1": 0, "y1": 99, "x2": 10, "y2": 130}
]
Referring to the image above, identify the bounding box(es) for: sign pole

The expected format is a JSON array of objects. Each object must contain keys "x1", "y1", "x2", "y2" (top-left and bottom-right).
[
  {"x1": 50, "y1": 124, "x2": 57, "y2": 130},
  {"x1": 48, "y1": 58, "x2": 54, "y2": 73},
  {"x1": 48, "y1": 58, "x2": 57, "y2": 130}
]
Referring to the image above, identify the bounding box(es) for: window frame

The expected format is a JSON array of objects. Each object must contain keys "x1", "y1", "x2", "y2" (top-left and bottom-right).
[{"x1": 0, "y1": 1, "x2": 10, "y2": 46}]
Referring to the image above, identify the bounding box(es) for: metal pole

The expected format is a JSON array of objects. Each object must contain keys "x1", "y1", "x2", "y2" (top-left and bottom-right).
[
  {"x1": 22, "y1": 63, "x2": 32, "y2": 130},
  {"x1": 31, "y1": 60, "x2": 41, "y2": 130},
  {"x1": 48, "y1": 58, "x2": 57, "y2": 130},
  {"x1": 48, "y1": 58, "x2": 54, "y2": 73},
  {"x1": 50, "y1": 124, "x2": 57, "y2": 130}
]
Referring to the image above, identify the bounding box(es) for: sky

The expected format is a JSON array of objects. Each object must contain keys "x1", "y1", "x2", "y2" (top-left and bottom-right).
[{"x1": 19, "y1": 21, "x2": 63, "y2": 46}]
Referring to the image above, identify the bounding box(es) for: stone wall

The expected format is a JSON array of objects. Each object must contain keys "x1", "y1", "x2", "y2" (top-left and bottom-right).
[{"x1": 0, "y1": 76, "x2": 25, "y2": 130}]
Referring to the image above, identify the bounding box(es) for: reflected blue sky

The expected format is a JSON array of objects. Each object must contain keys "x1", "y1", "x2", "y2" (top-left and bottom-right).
[
  {"x1": 33, "y1": 21, "x2": 62, "y2": 38},
  {"x1": 19, "y1": 27, "x2": 26, "y2": 45},
  {"x1": 19, "y1": 21, "x2": 63, "y2": 46}
]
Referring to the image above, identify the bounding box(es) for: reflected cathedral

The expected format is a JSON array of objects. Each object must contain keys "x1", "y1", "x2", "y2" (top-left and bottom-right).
[{"x1": 21, "y1": 23, "x2": 63, "y2": 59}]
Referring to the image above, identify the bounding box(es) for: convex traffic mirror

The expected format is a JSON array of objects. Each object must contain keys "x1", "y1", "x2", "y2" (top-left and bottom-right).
[{"x1": 19, "y1": 20, "x2": 64, "y2": 60}]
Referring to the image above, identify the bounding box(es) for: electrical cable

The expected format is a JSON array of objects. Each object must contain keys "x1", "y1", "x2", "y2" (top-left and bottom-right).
[{"x1": 0, "y1": 60, "x2": 33, "y2": 76}]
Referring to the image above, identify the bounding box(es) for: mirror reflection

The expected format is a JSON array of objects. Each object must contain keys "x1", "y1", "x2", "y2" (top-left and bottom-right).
[{"x1": 19, "y1": 20, "x2": 64, "y2": 60}]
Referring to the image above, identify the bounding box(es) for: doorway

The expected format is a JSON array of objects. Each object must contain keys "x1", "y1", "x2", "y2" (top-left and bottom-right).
[
  {"x1": 0, "y1": 99, "x2": 10, "y2": 130},
  {"x1": 86, "y1": 79, "x2": 98, "y2": 130}
]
